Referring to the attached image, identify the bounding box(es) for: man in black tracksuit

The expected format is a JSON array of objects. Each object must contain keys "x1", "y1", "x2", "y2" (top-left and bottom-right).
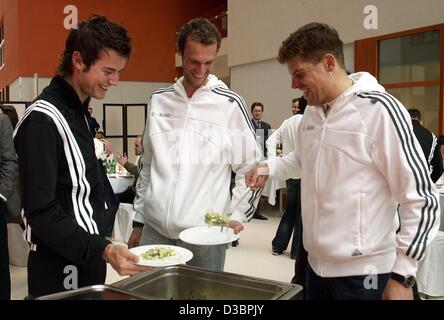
[
  {"x1": 14, "y1": 15, "x2": 147, "y2": 297},
  {"x1": 408, "y1": 108, "x2": 443, "y2": 182}
]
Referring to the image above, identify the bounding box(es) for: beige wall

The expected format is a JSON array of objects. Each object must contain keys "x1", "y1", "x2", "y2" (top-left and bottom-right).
[{"x1": 228, "y1": 0, "x2": 444, "y2": 67}]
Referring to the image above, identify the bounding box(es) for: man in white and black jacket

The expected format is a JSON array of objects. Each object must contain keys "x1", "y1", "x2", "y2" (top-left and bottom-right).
[
  {"x1": 129, "y1": 18, "x2": 263, "y2": 272},
  {"x1": 14, "y1": 15, "x2": 147, "y2": 298},
  {"x1": 247, "y1": 22, "x2": 440, "y2": 300}
]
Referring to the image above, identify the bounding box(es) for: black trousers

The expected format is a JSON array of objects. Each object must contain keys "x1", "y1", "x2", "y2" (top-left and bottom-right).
[
  {"x1": 306, "y1": 264, "x2": 391, "y2": 300},
  {"x1": 27, "y1": 244, "x2": 106, "y2": 298},
  {"x1": 0, "y1": 201, "x2": 11, "y2": 300},
  {"x1": 272, "y1": 179, "x2": 302, "y2": 258},
  {"x1": 117, "y1": 187, "x2": 135, "y2": 204}
]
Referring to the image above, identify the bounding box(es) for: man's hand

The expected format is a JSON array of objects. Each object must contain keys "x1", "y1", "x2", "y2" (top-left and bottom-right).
[
  {"x1": 245, "y1": 163, "x2": 269, "y2": 190},
  {"x1": 127, "y1": 226, "x2": 143, "y2": 249},
  {"x1": 229, "y1": 220, "x2": 244, "y2": 234},
  {"x1": 382, "y1": 278, "x2": 414, "y2": 300},
  {"x1": 103, "y1": 243, "x2": 152, "y2": 276},
  {"x1": 116, "y1": 152, "x2": 128, "y2": 166}
]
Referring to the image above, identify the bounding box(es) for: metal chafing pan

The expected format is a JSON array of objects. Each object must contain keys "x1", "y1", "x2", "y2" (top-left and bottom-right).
[
  {"x1": 35, "y1": 284, "x2": 157, "y2": 300},
  {"x1": 112, "y1": 265, "x2": 303, "y2": 300}
]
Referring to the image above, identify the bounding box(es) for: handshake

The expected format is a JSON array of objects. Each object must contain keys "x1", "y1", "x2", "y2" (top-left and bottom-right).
[{"x1": 245, "y1": 163, "x2": 270, "y2": 190}]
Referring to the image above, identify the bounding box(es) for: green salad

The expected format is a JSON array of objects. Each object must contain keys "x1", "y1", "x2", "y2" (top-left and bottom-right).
[
  {"x1": 141, "y1": 247, "x2": 176, "y2": 260},
  {"x1": 204, "y1": 212, "x2": 231, "y2": 228}
]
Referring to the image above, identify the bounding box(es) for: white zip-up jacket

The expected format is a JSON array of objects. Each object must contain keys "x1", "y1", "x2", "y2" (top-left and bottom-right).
[
  {"x1": 134, "y1": 75, "x2": 263, "y2": 239},
  {"x1": 266, "y1": 113, "x2": 302, "y2": 179},
  {"x1": 266, "y1": 72, "x2": 440, "y2": 277}
]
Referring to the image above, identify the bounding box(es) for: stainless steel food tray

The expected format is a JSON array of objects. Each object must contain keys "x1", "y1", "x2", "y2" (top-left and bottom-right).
[
  {"x1": 112, "y1": 265, "x2": 303, "y2": 300},
  {"x1": 35, "y1": 284, "x2": 155, "y2": 300}
]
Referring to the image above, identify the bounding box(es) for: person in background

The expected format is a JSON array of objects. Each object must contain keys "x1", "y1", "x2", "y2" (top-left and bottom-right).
[
  {"x1": 116, "y1": 135, "x2": 143, "y2": 203},
  {"x1": 438, "y1": 136, "x2": 444, "y2": 158},
  {"x1": 0, "y1": 105, "x2": 24, "y2": 228},
  {"x1": 94, "y1": 131, "x2": 113, "y2": 161},
  {"x1": 0, "y1": 105, "x2": 19, "y2": 128},
  {"x1": 96, "y1": 131, "x2": 106, "y2": 140},
  {"x1": 246, "y1": 22, "x2": 439, "y2": 300},
  {"x1": 249, "y1": 102, "x2": 271, "y2": 220},
  {"x1": 267, "y1": 97, "x2": 306, "y2": 259},
  {"x1": 87, "y1": 105, "x2": 100, "y2": 137},
  {"x1": 129, "y1": 18, "x2": 262, "y2": 272},
  {"x1": 13, "y1": 15, "x2": 147, "y2": 297},
  {"x1": 250, "y1": 102, "x2": 272, "y2": 158},
  {"x1": 407, "y1": 108, "x2": 443, "y2": 183},
  {"x1": 0, "y1": 113, "x2": 17, "y2": 300}
]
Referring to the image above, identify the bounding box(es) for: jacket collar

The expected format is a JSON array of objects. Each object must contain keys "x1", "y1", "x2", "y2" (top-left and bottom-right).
[
  {"x1": 173, "y1": 74, "x2": 228, "y2": 100},
  {"x1": 50, "y1": 75, "x2": 90, "y2": 115}
]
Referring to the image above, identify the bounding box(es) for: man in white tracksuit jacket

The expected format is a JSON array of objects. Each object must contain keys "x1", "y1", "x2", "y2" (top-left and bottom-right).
[
  {"x1": 247, "y1": 22, "x2": 439, "y2": 299},
  {"x1": 129, "y1": 18, "x2": 262, "y2": 271}
]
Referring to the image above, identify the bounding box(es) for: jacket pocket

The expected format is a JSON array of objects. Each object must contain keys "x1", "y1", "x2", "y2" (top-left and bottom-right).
[{"x1": 357, "y1": 192, "x2": 367, "y2": 250}]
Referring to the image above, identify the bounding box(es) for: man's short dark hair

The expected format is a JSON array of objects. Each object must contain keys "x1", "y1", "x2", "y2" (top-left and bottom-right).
[
  {"x1": 58, "y1": 14, "x2": 132, "y2": 77},
  {"x1": 251, "y1": 102, "x2": 264, "y2": 112},
  {"x1": 176, "y1": 18, "x2": 221, "y2": 56},
  {"x1": 96, "y1": 131, "x2": 106, "y2": 139},
  {"x1": 292, "y1": 97, "x2": 307, "y2": 115},
  {"x1": 438, "y1": 135, "x2": 444, "y2": 146},
  {"x1": 278, "y1": 22, "x2": 345, "y2": 69},
  {"x1": 408, "y1": 108, "x2": 421, "y2": 121}
]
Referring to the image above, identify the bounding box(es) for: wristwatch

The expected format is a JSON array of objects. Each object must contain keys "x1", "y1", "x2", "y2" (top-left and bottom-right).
[
  {"x1": 132, "y1": 221, "x2": 144, "y2": 229},
  {"x1": 390, "y1": 272, "x2": 416, "y2": 288}
]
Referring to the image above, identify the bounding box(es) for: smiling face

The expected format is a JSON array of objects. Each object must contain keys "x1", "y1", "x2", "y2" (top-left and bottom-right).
[
  {"x1": 287, "y1": 56, "x2": 332, "y2": 107},
  {"x1": 251, "y1": 106, "x2": 263, "y2": 121},
  {"x1": 72, "y1": 48, "x2": 127, "y2": 101},
  {"x1": 181, "y1": 39, "x2": 217, "y2": 97},
  {"x1": 291, "y1": 100, "x2": 299, "y2": 115},
  {"x1": 134, "y1": 136, "x2": 143, "y2": 156}
]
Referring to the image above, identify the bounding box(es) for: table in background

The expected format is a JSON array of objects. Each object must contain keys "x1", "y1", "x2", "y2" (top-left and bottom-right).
[
  {"x1": 112, "y1": 203, "x2": 135, "y2": 243},
  {"x1": 108, "y1": 174, "x2": 134, "y2": 194},
  {"x1": 417, "y1": 231, "x2": 444, "y2": 297},
  {"x1": 262, "y1": 178, "x2": 286, "y2": 210}
]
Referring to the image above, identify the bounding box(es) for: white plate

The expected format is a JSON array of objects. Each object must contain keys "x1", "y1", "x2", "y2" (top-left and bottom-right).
[
  {"x1": 179, "y1": 226, "x2": 240, "y2": 246},
  {"x1": 130, "y1": 245, "x2": 193, "y2": 267}
]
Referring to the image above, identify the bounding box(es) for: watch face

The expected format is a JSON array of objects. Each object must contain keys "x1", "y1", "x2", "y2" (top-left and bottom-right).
[{"x1": 405, "y1": 275, "x2": 416, "y2": 288}]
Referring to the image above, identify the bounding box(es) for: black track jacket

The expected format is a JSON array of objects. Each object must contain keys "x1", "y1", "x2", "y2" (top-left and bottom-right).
[{"x1": 14, "y1": 76, "x2": 110, "y2": 265}]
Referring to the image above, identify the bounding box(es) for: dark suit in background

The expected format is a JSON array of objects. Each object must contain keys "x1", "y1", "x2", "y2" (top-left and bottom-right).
[
  {"x1": 251, "y1": 119, "x2": 272, "y2": 158},
  {"x1": 411, "y1": 119, "x2": 443, "y2": 182}
]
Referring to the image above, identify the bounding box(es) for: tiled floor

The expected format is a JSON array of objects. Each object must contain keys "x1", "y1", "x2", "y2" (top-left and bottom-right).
[{"x1": 10, "y1": 198, "x2": 295, "y2": 300}]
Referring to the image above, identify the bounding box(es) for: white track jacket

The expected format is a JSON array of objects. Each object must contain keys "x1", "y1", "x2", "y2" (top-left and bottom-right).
[
  {"x1": 266, "y1": 113, "x2": 303, "y2": 179},
  {"x1": 134, "y1": 75, "x2": 263, "y2": 239},
  {"x1": 266, "y1": 72, "x2": 440, "y2": 277}
]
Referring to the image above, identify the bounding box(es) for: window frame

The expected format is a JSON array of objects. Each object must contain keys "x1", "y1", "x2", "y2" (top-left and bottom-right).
[
  {"x1": 0, "y1": 20, "x2": 4, "y2": 70},
  {"x1": 355, "y1": 24, "x2": 444, "y2": 134}
]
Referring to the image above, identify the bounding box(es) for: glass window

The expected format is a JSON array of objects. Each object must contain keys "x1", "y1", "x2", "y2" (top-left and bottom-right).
[
  {"x1": 387, "y1": 86, "x2": 440, "y2": 134},
  {"x1": 104, "y1": 105, "x2": 123, "y2": 136},
  {"x1": 379, "y1": 30, "x2": 440, "y2": 84},
  {"x1": 126, "y1": 105, "x2": 146, "y2": 136}
]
